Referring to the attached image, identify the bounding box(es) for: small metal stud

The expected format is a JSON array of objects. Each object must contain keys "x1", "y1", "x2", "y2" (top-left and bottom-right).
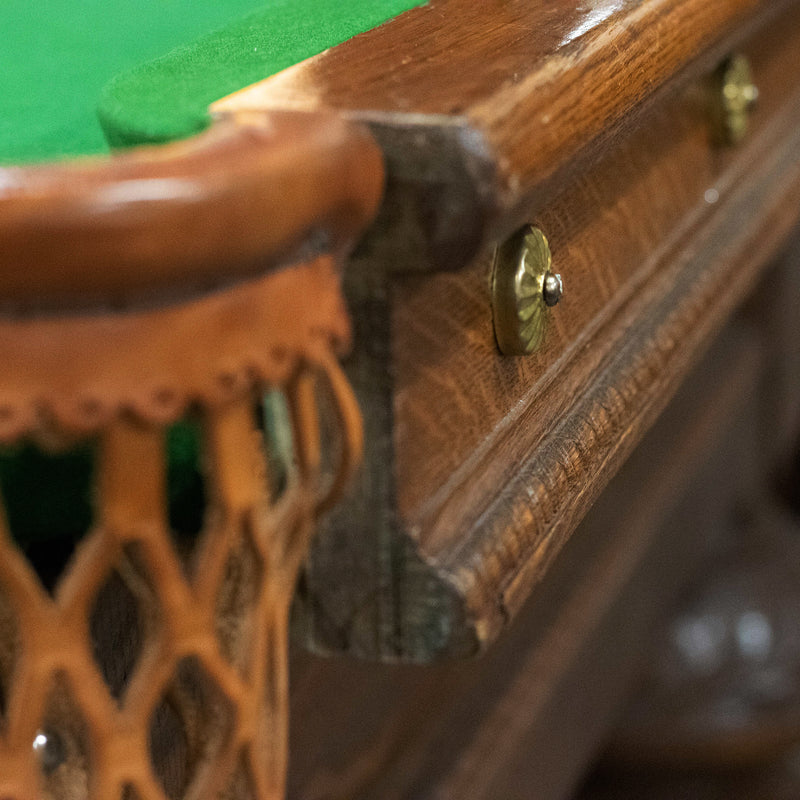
[
  {"x1": 542, "y1": 272, "x2": 564, "y2": 307},
  {"x1": 33, "y1": 729, "x2": 66, "y2": 775},
  {"x1": 491, "y1": 225, "x2": 562, "y2": 356}
]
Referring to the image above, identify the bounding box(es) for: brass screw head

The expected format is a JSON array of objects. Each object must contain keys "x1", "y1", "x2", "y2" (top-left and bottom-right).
[
  {"x1": 716, "y1": 54, "x2": 759, "y2": 145},
  {"x1": 542, "y1": 272, "x2": 563, "y2": 307},
  {"x1": 492, "y1": 225, "x2": 562, "y2": 355}
]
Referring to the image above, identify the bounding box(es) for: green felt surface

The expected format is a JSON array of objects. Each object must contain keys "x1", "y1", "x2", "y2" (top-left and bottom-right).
[
  {"x1": 1, "y1": 0, "x2": 422, "y2": 164},
  {"x1": 1, "y1": 0, "x2": 267, "y2": 163},
  {"x1": 99, "y1": 0, "x2": 422, "y2": 149}
]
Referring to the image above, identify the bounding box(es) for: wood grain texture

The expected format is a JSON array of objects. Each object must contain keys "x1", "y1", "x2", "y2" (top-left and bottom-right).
[
  {"x1": 288, "y1": 325, "x2": 764, "y2": 799},
  {"x1": 295, "y1": 6, "x2": 800, "y2": 661},
  {"x1": 402, "y1": 11, "x2": 800, "y2": 629},
  {"x1": 215, "y1": 0, "x2": 797, "y2": 271},
  {"x1": 395, "y1": 9, "x2": 800, "y2": 520}
]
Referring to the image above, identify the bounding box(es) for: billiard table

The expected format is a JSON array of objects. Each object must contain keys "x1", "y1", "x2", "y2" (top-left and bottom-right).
[{"x1": 2, "y1": 0, "x2": 800, "y2": 798}]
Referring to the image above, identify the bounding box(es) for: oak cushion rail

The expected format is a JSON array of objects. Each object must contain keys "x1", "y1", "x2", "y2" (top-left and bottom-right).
[{"x1": 213, "y1": 0, "x2": 797, "y2": 271}]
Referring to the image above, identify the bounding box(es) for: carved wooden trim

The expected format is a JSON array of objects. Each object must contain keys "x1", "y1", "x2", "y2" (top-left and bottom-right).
[{"x1": 291, "y1": 4, "x2": 800, "y2": 660}]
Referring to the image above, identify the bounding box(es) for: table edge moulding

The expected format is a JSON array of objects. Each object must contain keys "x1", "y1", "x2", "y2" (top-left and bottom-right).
[{"x1": 210, "y1": 0, "x2": 800, "y2": 661}]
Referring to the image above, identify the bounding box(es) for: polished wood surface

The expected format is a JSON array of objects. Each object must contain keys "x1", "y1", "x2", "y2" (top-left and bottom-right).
[
  {"x1": 0, "y1": 113, "x2": 383, "y2": 310},
  {"x1": 215, "y1": 0, "x2": 796, "y2": 269},
  {"x1": 292, "y1": 5, "x2": 800, "y2": 660},
  {"x1": 398, "y1": 12, "x2": 800, "y2": 634}
]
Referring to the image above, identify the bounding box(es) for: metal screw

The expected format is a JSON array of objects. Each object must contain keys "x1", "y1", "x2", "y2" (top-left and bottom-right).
[
  {"x1": 542, "y1": 272, "x2": 563, "y2": 307},
  {"x1": 33, "y1": 729, "x2": 66, "y2": 775}
]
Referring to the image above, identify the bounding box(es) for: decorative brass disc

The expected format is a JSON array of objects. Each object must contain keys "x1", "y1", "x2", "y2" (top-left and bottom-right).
[
  {"x1": 714, "y1": 53, "x2": 759, "y2": 145},
  {"x1": 491, "y1": 225, "x2": 558, "y2": 356}
]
